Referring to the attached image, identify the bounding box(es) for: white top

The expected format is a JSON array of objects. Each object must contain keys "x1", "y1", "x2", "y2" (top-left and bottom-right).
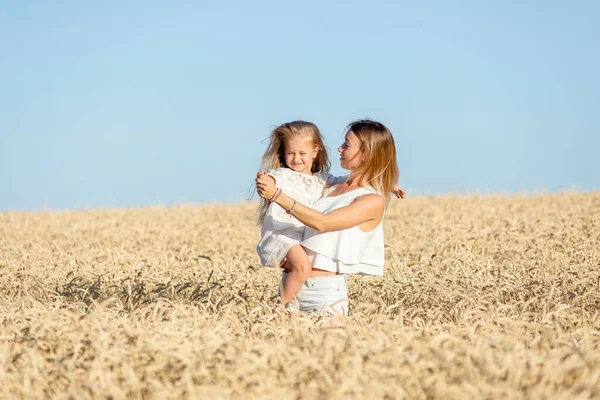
[
  {"x1": 261, "y1": 168, "x2": 345, "y2": 232},
  {"x1": 301, "y1": 185, "x2": 385, "y2": 276},
  {"x1": 257, "y1": 168, "x2": 347, "y2": 265}
]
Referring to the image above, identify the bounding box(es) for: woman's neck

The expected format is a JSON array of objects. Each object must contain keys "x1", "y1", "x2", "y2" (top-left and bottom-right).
[{"x1": 344, "y1": 174, "x2": 363, "y2": 188}]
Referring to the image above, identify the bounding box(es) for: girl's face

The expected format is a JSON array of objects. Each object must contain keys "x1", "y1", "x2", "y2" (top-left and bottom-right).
[
  {"x1": 284, "y1": 135, "x2": 318, "y2": 175},
  {"x1": 338, "y1": 130, "x2": 364, "y2": 171}
]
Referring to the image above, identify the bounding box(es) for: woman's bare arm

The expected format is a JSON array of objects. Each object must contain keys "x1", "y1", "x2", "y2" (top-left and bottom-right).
[{"x1": 256, "y1": 172, "x2": 384, "y2": 233}]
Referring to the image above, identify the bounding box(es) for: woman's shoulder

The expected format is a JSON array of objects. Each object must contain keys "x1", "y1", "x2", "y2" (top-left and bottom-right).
[
  {"x1": 353, "y1": 186, "x2": 385, "y2": 201},
  {"x1": 354, "y1": 188, "x2": 385, "y2": 208},
  {"x1": 341, "y1": 187, "x2": 385, "y2": 215},
  {"x1": 319, "y1": 186, "x2": 384, "y2": 211},
  {"x1": 354, "y1": 190, "x2": 385, "y2": 207},
  {"x1": 342, "y1": 186, "x2": 381, "y2": 199}
]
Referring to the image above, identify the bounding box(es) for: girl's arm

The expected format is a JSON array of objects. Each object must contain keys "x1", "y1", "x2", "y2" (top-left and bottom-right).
[
  {"x1": 326, "y1": 174, "x2": 348, "y2": 186},
  {"x1": 393, "y1": 185, "x2": 406, "y2": 199},
  {"x1": 256, "y1": 172, "x2": 384, "y2": 233}
]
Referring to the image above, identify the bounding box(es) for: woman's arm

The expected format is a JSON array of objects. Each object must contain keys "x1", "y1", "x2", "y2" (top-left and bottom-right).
[{"x1": 256, "y1": 172, "x2": 384, "y2": 233}]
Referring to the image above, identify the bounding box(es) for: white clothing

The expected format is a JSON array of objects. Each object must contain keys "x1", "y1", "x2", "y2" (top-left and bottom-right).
[
  {"x1": 279, "y1": 272, "x2": 348, "y2": 316},
  {"x1": 301, "y1": 185, "x2": 385, "y2": 276},
  {"x1": 256, "y1": 168, "x2": 346, "y2": 267}
]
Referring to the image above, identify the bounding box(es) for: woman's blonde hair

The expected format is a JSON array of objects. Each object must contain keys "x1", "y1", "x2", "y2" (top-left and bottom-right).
[
  {"x1": 346, "y1": 119, "x2": 399, "y2": 203},
  {"x1": 257, "y1": 121, "x2": 330, "y2": 224}
]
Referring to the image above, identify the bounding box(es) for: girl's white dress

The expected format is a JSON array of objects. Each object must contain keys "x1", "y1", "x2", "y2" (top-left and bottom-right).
[{"x1": 256, "y1": 168, "x2": 345, "y2": 267}]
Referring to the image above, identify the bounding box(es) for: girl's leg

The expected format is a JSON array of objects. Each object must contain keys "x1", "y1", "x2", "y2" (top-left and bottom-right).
[{"x1": 279, "y1": 244, "x2": 312, "y2": 306}]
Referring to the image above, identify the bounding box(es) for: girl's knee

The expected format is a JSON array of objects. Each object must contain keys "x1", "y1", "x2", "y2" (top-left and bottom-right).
[
  {"x1": 288, "y1": 259, "x2": 311, "y2": 277},
  {"x1": 285, "y1": 245, "x2": 312, "y2": 276},
  {"x1": 299, "y1": 260, "x2": 312, "y2": 276}
]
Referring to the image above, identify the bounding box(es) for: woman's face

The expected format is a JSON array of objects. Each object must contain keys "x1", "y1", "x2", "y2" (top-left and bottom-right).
[{"x1": 338, "y1": 130, "x2": 364, "y2": 171}]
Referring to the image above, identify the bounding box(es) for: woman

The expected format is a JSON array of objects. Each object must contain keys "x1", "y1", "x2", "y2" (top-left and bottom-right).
[{"x1": 256, "y1": 119, "x2": 400, "y2": 316}]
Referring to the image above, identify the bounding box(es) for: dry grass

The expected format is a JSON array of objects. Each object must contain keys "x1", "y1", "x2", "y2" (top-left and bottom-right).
[{"x1": 1, "y1": 192, "x2": 599, "y2": 399}]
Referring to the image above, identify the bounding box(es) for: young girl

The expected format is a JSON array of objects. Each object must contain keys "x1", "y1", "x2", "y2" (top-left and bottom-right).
[{"x1": 256, "y1": 121, "x2": 345, "y2": 306}]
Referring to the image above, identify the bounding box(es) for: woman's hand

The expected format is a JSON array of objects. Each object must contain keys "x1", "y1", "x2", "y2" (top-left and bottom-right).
[
  {"x1": 256, "y1": 171, "x2": 277, "y2": 200},
  {"x1": 392, "y1": 185, "x2": 406, "y2": 199}
]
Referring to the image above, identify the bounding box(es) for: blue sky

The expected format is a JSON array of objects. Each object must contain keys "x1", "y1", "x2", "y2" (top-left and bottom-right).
[{"x1": 1, "y1": 1, "x2": 598, "y2": 210}]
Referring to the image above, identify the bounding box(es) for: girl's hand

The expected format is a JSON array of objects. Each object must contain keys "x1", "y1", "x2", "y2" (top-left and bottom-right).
[
  {"x1": 392, "y1": 185, "x2": 406, "y2": 199},
  {"x1": 256, "y1": 171, "x2": 277, "y2": 200}
]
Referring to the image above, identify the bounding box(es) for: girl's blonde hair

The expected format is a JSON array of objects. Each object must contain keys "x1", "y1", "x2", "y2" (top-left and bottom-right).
[
  {"x1": 257, "y1": 121, "x2": 330, "y2": 224},
  {"x1": 346, "y1": 119, "x2": 399, "y2": 203},
  {"x1": 259, "y1": 121, "x2": 329, "y2": 172}
]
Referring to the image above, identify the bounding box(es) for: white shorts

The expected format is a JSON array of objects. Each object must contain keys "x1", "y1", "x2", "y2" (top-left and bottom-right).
[{"x1": 278, "y1": 272, "x2": 348, "y2": 316}]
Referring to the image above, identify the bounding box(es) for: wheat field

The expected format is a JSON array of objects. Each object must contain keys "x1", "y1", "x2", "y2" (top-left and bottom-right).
[{"x1": 1, "y1": 192, "x2": 599, "y2": 399}]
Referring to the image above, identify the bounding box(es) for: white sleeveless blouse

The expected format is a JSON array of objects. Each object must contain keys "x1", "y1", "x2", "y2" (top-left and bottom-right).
[{"x1": 300, "y1": 185, "x2": 385, "y2": 276}]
